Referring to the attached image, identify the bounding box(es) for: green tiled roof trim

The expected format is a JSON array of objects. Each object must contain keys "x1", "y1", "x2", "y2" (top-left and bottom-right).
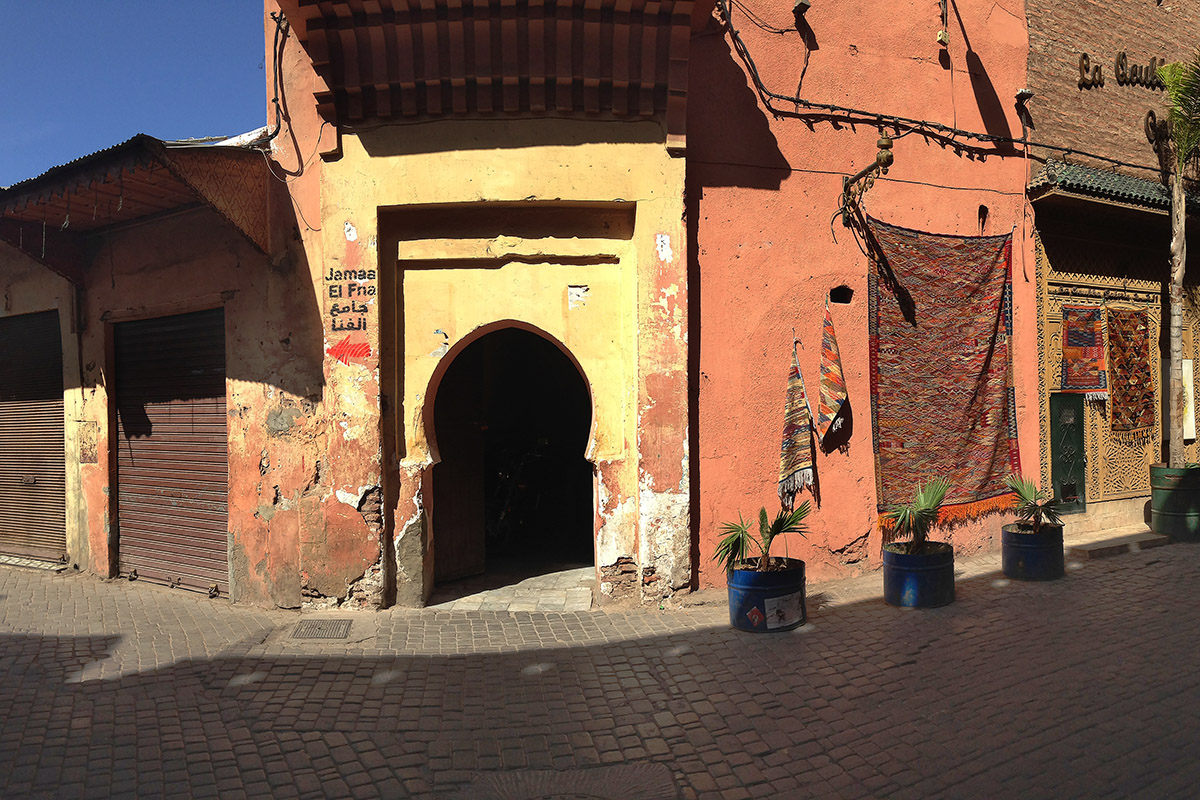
[{"x1": 1029, "y1": 160, "x2": 1200, "y2": 215}]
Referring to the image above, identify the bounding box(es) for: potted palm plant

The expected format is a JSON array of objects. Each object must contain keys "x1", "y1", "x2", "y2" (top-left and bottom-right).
[
  {"x1": 713, "y1": 503, "x2": 809, "y2": 632},
  {"x1": 882, "y1": 478, "x2": 954, "y2": 608},
  {"x1": 1001, "y1": 474, "x2": 1066, "y2": 581}
]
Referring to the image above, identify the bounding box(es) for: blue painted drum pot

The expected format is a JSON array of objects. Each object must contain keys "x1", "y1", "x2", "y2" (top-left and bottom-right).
[
  {"x1": 1001, "y1": 523, "x2": 1064, "y2": 581},
  {"x1": 882, "y1": 543, "x2": 954, "y2": 608},
  {"x1": 727, "y1": 558, "x2": 806, "y2": 633}
]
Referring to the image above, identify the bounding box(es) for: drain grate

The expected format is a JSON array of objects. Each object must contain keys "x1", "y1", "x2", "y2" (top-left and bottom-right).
[{"x1": 292, "y1": 619, "x2": 353, "y2": 640}]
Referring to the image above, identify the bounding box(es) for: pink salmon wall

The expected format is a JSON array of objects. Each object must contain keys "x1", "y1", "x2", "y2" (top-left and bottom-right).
[{"x1": 689, "y1": 0, "x2": 1038, "y2": 586}]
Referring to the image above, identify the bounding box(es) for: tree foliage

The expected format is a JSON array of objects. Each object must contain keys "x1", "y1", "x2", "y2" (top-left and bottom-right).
[{"x1": 1160, "y1": 51, "x2": 1200, "y2": 172}]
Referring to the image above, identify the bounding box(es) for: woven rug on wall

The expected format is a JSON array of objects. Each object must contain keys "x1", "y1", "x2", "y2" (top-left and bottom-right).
[
  {"x1": 867, "y1": 218, "x2": 1020, "y2": 526},
  {"x1": 1061, "y1": 305, "x2": 1108, "y2": 400},
  {"x1": 778, "y1": 341, "x2": 815, "y2": 510},
  {"x1": 1106, "y1": 306, "x2": 1155, "y2": 441}
]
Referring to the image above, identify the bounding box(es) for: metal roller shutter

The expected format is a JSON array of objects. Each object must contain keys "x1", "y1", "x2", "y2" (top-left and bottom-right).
[
  {"x1": 115, "y1": 308, "x2": 228, "y2": 595},
  {"x1": 0, "y1": 311, "x2": 66, "y2": 561}
]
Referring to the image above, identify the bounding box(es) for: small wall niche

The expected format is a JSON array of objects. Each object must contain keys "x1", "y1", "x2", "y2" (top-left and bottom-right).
[{"x1": 830, "y1": 285, "x2": 854, "y2": 304}]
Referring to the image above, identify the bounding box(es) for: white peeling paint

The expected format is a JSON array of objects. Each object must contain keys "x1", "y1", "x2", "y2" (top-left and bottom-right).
[
  {"x1": 344, "y1": 221, "x2": 358, "y2": 241},
  {"x1": 568, "y1": 285, "x2": 590, "y2": 309},
  {"x1": 596, "y1": 466, "x2": 632, "y2": 566},
  {"x1": 396, "y1": 505, "x2": 422, "y2": 544},
  {"x1": 655, "y1": 233, "x2": 673, "y2": 263},
  {"x1": 429, "y1": 330, "x2": 450, "y2": 358},
  {"x1": 596, "y1": 503, "x2": 634, "y2": 565},
  {"x1": 597, "y1": 487, "x2": 636, "y2": 566},
  {"x1": 655, "y1": 284, "x2": 678, "y2": 314},
  {"x1": 335, "y1": 485, "x2": 374, "y2": 508}
]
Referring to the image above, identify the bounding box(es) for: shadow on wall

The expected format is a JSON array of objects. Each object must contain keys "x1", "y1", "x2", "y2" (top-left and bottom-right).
[
  {"x1": 686, "y1": 16, "x2": 790, "y2": 192},
  {"x1": 356, "y1": 117, "x2": 667, "y2": 158},
  {"x1": 84, "y1": 190, "x2": 325, "y2": 417},
  {"x1": 684, "y1": 17, "x2": 792, "y2": 588},
  {"x1": 947, "y1": 0, "x2": 1015, "y2": 149},
  {"x1": 964, "y1": 50, "x2": 1015, "y2": 148}
]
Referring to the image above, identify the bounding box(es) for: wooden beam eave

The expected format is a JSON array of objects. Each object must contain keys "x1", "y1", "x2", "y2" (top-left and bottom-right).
[{"x1": 0, "y1": 220, "x2": 87, "y2": 286}]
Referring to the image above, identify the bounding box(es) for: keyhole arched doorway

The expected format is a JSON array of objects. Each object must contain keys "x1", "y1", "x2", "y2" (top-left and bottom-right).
[{"x1": 429, "y1": 325, "x2": 594, "y2": 587}]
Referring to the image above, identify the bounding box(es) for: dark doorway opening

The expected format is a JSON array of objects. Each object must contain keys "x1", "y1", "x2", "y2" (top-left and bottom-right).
[{"x1": 432, "y1": 328, "x2": 593, "y2": 588}]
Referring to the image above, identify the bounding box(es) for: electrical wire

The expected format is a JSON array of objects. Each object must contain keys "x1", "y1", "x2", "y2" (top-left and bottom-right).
[
  {"x1": 728, "y1": 0, "x2": 795, "y2": 35},
  {"x1": 715, "y1": 0, "x2": 1162, "y2": 174},
  {"x1": 259, "y1": 10, "x2": 323, "y2": 232},
  {"x1": 688, "y1": 157, "x2": 1024, "y2": 195},
  {"x1": 262, "y1": 121, "x2": 330, "y2": 184},
  {"x1": 266, "y1": 12, "x2": 290, "y2": 143}
]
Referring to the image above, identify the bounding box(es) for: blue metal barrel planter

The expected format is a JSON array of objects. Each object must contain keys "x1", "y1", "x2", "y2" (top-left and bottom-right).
[
  {"x1": 1001, "y1": 523, "x2": 1064, "y2": 581},
  {"x1": 882, "y1": 543, "x2": 954, "y2": 608},
  {"x1": 727, "y1": 558, "x2": 806, "y2": 632}
]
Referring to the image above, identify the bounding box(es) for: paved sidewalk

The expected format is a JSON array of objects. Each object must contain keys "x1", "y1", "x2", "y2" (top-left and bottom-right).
[
  {"x1": 428, "y1": 559, "x2": 595, "y2": 613},
  {"x1": 2, "y1": 538, "x2": 1200, "y2": 798}
]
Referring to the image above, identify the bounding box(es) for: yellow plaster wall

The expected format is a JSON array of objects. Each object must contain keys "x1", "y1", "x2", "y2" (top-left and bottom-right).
[
  {"x1": 404, "y1": 258, "x2": 633, "y2": 463},
  {"x1": 317, "y1": 118, "x2": 687, "y2": 602},
  {"x1": 0, "y1": 251, "x2": 85, "y2": 568}
]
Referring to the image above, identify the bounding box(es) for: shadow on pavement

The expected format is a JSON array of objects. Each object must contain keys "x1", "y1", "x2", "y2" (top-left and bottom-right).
[{"x1": 1, "y1": 551, "x2": 1198, "y2": 799}]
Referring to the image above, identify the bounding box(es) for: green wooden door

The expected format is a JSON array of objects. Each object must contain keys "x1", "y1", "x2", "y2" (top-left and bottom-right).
[{"x1": 1050, "y1": 393, "x2": 1086, "y2": 514}]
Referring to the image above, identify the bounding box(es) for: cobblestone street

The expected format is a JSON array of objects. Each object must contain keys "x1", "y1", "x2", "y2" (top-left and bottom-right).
[{"x1": 3, "y1": 541, "x2": 1200, "y2": 799}]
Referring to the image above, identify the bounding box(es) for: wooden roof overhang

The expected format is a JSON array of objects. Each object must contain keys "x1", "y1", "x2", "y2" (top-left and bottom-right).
[
  {"x1": 277, "y1": 0, "x2": 711, "y2": 149},
  {"x1": 0, "y1": 135, "x2": 270, "y2": 286}
]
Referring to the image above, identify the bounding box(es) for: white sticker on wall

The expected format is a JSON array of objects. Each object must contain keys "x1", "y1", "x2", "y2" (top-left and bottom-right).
[
  {"x1": 344, "y1": 221, "x2": 358, "y2": 242},
  {"x1": 568, "y1": 285, "x2": 590, "y2": 309},
  {"x1": 655, "y1": 233, "x2": 673, "y2": 263}
]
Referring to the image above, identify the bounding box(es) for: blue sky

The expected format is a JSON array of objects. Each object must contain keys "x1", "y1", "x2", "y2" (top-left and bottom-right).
[{"x1": 0, "y1": 2, "x2": 267, "y2": 187}]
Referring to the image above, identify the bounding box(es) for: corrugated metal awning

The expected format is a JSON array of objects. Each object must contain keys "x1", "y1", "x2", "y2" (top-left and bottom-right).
[{"x1": 0, "y1": 134, "x2": 271, "y2": 285}]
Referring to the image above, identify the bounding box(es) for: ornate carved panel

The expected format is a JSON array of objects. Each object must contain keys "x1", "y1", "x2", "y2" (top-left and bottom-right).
[{"x1": 1037, "y1": 231, "x2": 1163, "y2": 502}]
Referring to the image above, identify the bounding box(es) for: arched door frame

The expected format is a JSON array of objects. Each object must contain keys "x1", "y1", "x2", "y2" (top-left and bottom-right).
[{"x1": 420, "y1": 319, "x2": 598, "y2": 582}]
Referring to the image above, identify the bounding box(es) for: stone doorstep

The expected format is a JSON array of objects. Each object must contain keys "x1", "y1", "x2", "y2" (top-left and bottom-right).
[
  {"x1": 1065, "y1": 526, "x2": 1170, "y2": 560},
  {"x1": 0, "y1": 554, "x2": 68, "y2": 573}
]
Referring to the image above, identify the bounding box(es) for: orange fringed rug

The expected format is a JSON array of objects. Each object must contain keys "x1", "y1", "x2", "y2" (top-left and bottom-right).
[{"x1": 867, "y1": 219, "x2": 1022, "y2": 528}]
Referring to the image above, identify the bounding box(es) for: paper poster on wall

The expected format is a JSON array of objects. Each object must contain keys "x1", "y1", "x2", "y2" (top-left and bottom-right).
[{"x1": 1185, "y1": 359, "x2": 1195, "y2": 441}]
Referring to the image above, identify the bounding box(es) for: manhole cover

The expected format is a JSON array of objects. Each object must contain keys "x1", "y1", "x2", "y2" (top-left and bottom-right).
[
  {"x1": 292, "y1": 619, "x2": 352, "y2": 639},
  {"x1": 449, "y1": 764, "x2": 677, "y2": 800}
]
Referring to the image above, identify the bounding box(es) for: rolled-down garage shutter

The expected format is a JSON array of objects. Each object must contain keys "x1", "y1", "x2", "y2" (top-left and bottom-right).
[
  {"x1": 115, "y1": 308, "x2": 228, "y2": 594},
  {"x1": 0, "y1": 311, "x2": 66, "y2": 560}
]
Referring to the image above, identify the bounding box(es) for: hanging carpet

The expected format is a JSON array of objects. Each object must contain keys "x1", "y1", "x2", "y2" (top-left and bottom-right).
[
  {"x1": 778, "y1": 341, "x2": 815, "y2": 510},
  {"x1": 816, "y1": 299, "x2": 849, "y2": 446},
  {"x1": 1060, "y1": 305, "x2": 1108, "y2": 400},
  {"x1": 1106, "y1": 307, "x2": 1155, "y2": 441},
  {"x1": 867, "y1": 218, "x2": 1020, "y2": 526}
]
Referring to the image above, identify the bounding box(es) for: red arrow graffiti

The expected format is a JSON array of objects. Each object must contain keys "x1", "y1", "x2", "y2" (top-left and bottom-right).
[{"x1": 326, "y1": 336, "x2": 372, "y2": 365}]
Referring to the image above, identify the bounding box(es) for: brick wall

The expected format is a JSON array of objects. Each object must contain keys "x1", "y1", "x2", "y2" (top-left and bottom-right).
[{"x1": 1026, "y1": 0, "x2": 1199, "y2": 172}]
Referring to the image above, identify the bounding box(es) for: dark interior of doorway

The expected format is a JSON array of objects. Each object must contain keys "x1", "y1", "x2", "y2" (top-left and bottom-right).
[{"x1": 433, "y1": 328, "x2": 593, "y2": 588}]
